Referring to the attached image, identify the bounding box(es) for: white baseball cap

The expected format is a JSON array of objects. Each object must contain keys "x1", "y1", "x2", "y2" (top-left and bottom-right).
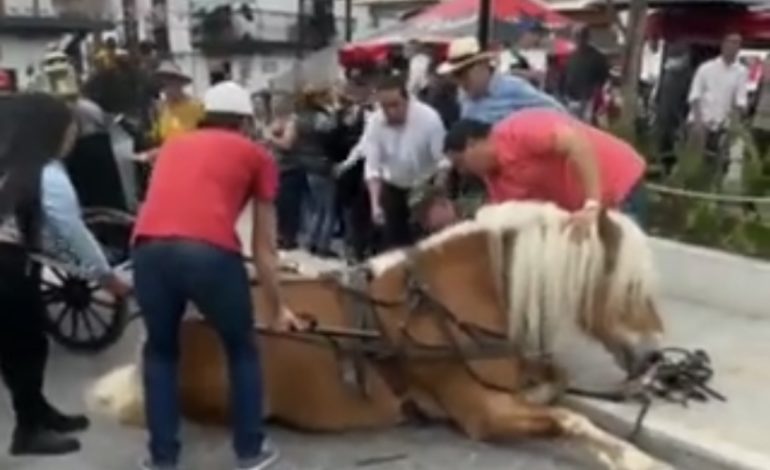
[{"x1": 203, "y1": 81, "x2": 253, "y2": 116}]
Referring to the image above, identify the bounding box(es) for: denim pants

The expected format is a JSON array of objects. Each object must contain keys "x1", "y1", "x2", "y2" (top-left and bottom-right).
[
  {"x1": 132, "y1": 239, "x2": 264, "y2": 467},
  {"x1": 305, "y1": 173, "x2": 336, "y2": 252},
  {"x1": 276, "y1": 168, "x2": 307, "y2": 247}
]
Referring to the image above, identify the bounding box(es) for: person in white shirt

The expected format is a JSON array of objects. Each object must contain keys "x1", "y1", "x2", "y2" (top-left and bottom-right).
[
  {"x1": 688, "y1": 33, "x2": 749, "y2": 170},
  {"x1": 689, "y1": 33, "x2": 748, "y2": 129},
  {"x1": 361, "y1": 74, "x2": 448, "y2": 249},
  {"x1": 689, "y1": 34, "x2": 749, "y2": 131},
  {"x1": 406, "y1": 40, "x2": 432, "y2": 97}
]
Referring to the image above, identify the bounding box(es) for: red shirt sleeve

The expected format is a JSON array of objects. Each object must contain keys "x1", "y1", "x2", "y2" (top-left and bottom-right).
[{"x1": 250, "y1": 144, "x2": 279, "y2": 202}]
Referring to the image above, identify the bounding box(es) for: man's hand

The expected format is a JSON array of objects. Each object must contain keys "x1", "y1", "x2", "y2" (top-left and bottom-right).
[
  {"x1": 271, "y1": 305, "x2": 306, "y2": 331},
  {"x1": 565, "y1": 205, "x2": 599, "y2": 242},
  {"x1": 101, "y1": 274, "x2": 132, "y2": 298}
]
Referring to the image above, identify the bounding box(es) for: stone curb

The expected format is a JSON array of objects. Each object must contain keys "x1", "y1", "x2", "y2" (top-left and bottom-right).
[
  {"x1": 565, "y1": 397, "x2": 770, "y2": 470},
  {"x1": 650, "y1": 238, "x2": 770, "y2": 319}
]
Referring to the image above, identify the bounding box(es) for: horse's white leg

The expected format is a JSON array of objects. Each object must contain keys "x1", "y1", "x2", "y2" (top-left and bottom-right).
[{"x1": 551, "y1": 407, "x2": 672, "y2": 470}]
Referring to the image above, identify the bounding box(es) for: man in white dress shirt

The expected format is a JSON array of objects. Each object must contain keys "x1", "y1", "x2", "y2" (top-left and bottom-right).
[
  {"x1": 688, "y1": 33, "x2": 749, "y2": 169},
  {"x1": 361, "y1": 74, "x2": 448, "y2": 249}
]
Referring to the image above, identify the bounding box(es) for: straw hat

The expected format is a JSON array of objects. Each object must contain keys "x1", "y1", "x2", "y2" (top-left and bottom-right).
[
  {"x1": 437, "y1": 37, "x2": 498, "y2": 76},
  {"x1": 155, "y1": 61, "x2": 191, "y2": 83}
]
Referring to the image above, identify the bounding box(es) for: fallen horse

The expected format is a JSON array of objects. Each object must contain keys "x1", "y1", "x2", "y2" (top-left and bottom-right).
[{"x1": 90, "y1": 201, "x2": 672, "y2": 470}]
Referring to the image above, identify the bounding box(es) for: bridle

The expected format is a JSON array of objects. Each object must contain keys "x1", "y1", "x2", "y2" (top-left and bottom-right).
[{"x1": 259, "y1": 249, "x2": 725, "y2": 443}]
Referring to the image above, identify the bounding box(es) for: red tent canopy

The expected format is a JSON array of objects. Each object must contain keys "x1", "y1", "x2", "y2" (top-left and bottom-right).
[
  {"x1": 647, "y1": 7, "x2": 770, "y2": 44},
  {"x1": 340, "y1": 0, "x2": 573, "y2": 68},
  {"x1": 413, "y1": 0, "x2": 571, "y2": 26}
]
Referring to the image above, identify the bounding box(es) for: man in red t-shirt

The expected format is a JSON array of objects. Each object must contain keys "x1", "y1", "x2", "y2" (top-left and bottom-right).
[
  {"x1": 444, "y1": 109, "x2": 646, "y2": 238},
  {"x1": 132, "y1": 81, "x2": 300, "y2": 470}
]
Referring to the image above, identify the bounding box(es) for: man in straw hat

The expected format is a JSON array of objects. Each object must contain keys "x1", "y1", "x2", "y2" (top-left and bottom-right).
[
  {"x1": 152, "y1": 61, "x2": 204, "y2": 146},
  {"x1": 444, "y1": 109, "x2": 648, "y2": 238},
  {"x1": 438, "y1": 36, "x2": 563, "y2": 125},
  {"x1": 132, "y1": 80, "x2": 303, "y2": 470}
]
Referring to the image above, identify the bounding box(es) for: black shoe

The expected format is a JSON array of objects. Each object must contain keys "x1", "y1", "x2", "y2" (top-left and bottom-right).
[
  {"x1": 41, "y1": 407, "x2": 90, "y2": 434},
  {"x1": 10, "y1": 428, "x2": 81, "y2": 456}
]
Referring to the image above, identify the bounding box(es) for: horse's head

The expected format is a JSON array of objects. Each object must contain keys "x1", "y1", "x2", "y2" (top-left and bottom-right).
[
  {"x1": 589, "y1": 209, "x2": 664, "y2": 377},
  {"x1": 474, "y1": 202, "x2": 664, "y2": 378}
]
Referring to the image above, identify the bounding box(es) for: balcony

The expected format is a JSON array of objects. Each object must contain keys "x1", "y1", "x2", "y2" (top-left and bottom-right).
[
  {"x1": 190, "y1": 5, "x2": 350, "y2": 55},
  {"x1": 0, "y1": 0, "x2": 113, "y2": 34}
]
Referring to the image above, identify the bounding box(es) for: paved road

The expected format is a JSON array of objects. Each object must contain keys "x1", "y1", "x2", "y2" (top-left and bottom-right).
[
  {"x1": 0, "y1": 232, "x2": 601, "y2": 470},
  {"x1": 0, "y1": 322, "x2": 593, "y2": 470}
]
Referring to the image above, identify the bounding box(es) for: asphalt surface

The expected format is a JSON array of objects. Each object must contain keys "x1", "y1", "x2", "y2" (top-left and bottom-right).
[{"x1": 0, "y1": 319, "x2": 595, "y2": 470}]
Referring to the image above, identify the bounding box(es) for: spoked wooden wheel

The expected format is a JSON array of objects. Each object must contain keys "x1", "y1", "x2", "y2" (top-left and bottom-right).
[
  {"x1": 42, "y1": 264, "x2": 128, "y2": 353},
  {"x1": 42, "y1": 208, "x2": 134, "y2": 353}
]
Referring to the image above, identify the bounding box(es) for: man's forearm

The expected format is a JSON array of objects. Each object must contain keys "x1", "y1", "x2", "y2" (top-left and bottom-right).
[
  {"x1": 251, "y1": 203, "x2": 283, "y2": 320},
  {"x1": 253, "y1": 247, "x2": 282, "y2": 320},
  {"x1": 564, "y1": 136, "x2": 601, "y2": 204},
  {"x1": 556, "y1": 128, "x2": 601, "y2": 204},
  {"x1": 367, "y1": 178, "x2": 382, "y2": 209},
  {"x1": 572, "y1": 151, "x2": 601, "y2": 203}
]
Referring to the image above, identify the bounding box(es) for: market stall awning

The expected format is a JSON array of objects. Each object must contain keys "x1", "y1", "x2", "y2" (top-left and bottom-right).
[
  {"x1": 358, "y1": 0, "x2": 571, "y2": 44},
  {"x1": 341, "y1": 0, "x2": 573, "y2": 67}
]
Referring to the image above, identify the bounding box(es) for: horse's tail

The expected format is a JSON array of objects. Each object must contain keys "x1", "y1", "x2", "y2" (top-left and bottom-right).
[{"x1": 86, "y1": 363, "x2": 146, "y2": 427}]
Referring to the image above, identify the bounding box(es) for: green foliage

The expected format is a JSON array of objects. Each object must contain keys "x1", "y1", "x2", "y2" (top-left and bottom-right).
[{"x1": 645, "y1": 123, "x2": 770, "y2": 260}]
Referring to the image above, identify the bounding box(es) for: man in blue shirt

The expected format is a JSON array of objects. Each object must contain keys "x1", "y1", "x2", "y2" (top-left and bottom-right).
[{"x1": 437, "y1": 37, "x2": 564, "y2": 124}]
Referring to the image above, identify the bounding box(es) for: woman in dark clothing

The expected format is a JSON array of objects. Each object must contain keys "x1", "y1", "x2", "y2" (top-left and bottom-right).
[
  {"x1": 265, "y1": 97, "x2": 307, "y2": 250},
  {"x1": 0, "y1": 93, "x2": 129, "y2": 456},
  {"x1": 331, "y1": 84, "x2": 374, "y2": 261},
  {"x1": 294, "y1": 87, "x2": 338, "y2": 257}
]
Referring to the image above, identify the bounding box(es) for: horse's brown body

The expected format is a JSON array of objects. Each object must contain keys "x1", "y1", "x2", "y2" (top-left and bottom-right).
[
  {"x1": 179, "y1": 279, "x2": 403, "y2": 431},
  {"x1": 96, "y1": 204, "x2": 669, "y2": 470},
  {"x1": 175, "y1": 225, "x2": 668, "y2": 469}
]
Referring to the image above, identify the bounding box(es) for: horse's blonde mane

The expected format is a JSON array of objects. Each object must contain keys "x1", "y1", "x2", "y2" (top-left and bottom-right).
[
  {"x1": 478, "y1": 201, "x2": 658, "y2": 350},
  {"x1": 368, "y1": 201, "x2": 658, "y2": 351}
]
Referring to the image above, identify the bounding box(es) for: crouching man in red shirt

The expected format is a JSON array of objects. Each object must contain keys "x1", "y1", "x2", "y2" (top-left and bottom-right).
[
  {"x1": 132, "y1": 81, "x2": 302, "y2": 470},
  {"x1": 444, "y1": 109, "x2": 647, "y2": 239}
]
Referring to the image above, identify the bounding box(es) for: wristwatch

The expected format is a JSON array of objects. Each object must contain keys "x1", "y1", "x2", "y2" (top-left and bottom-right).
[{"x1": 583, "y1": 199, "x2": 600, "y2": 211}]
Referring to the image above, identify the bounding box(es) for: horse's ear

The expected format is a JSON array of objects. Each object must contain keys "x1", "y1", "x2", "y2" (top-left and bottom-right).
[{"x1": 597, "y1": 208, "x2": 622, "y2": 274}]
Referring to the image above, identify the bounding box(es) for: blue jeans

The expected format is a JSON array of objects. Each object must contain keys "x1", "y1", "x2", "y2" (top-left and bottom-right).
[
  {"x1": 132, "y1": 239, "x2": 264, "y2": 467},
  {"x1": 305, "y1": 173, "x2": 336, "y2": 252},
  {"x1": 276, "y1": 168, "x2": 307, "y2": 247}
]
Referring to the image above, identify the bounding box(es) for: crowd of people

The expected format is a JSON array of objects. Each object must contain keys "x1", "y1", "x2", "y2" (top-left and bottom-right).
[{"x1": 0, "y1": 28, "x2": 672, "y2": 470}]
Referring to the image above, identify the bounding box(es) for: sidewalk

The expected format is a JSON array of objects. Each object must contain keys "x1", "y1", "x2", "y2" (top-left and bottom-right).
[{"x1": 569, "y1": 298, "x2": 770, "y2": 470}]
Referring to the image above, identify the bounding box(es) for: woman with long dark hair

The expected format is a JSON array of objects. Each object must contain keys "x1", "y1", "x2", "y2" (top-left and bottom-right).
[{"x1": 0, "y1": 93, "x2": 130, "y2": 456}]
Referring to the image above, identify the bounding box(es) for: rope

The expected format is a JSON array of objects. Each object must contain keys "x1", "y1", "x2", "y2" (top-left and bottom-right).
[{"x1": 645, "y1": 182, "x2": 770, "y2": 205}]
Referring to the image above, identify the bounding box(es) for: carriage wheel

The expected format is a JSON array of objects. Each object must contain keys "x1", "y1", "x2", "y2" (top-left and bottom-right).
[
  {"x1": 42, "y1": 264, "x2": 128, "y2": 353},
  {"x1": 42, "y1": 212, "x2": 134, "y2": 353}
]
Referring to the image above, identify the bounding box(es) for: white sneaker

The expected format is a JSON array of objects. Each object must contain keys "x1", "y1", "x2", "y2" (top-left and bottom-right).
[{"x1": 236, "y1": 446, "x2": 279, "y2": 470}]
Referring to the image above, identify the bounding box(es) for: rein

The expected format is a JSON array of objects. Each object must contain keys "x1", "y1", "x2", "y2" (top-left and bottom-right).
[{"x1": 566, "y1": 347, "x2": 725, "y2": 441}]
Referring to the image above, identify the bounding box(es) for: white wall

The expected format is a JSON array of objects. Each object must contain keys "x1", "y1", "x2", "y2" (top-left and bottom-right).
[
  {"x1": 173, "y1": 51, "x2": 296, "y2": 94},
  {"x1": 0, "y1": 35, "x2": 58, "y2": 89}
]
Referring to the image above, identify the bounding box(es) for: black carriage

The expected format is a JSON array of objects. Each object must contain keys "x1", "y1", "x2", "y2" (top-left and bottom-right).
[{"x1": 37, "y1": 113, "x2": 140, "y2": 353}]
